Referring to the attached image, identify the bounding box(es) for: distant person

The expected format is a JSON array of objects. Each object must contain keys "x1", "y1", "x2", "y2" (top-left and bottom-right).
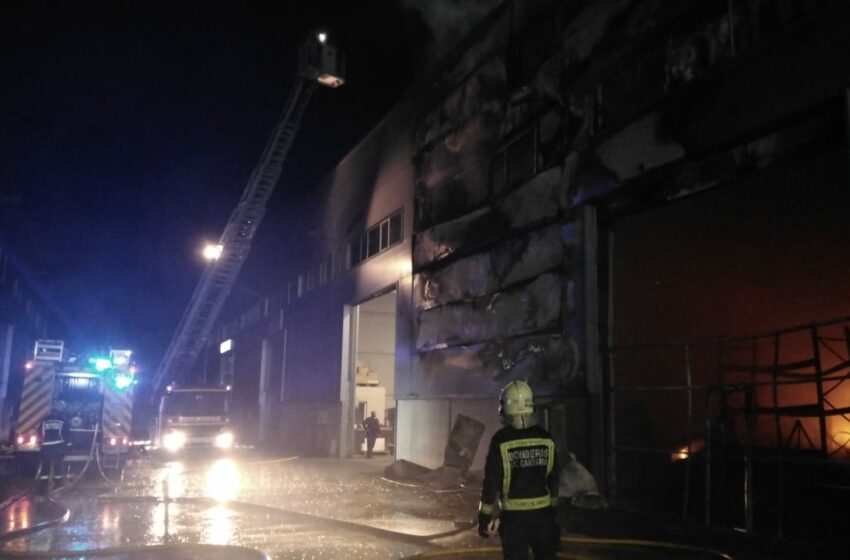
[
  {"x1": 363, "y1": 411, "x2": 381, "y2": 458},
  {"x1": 478, "y1": 380, "x2": 560, "y2": 559},
  {"x1": 39, "y1": 407, "x2": 69, "y2": 492}
]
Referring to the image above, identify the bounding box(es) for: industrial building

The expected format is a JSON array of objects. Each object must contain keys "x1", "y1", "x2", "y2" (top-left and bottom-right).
[
  {"x1": 206, "y1": 0, "x2": 850, "y2": 541},
  {"x1": 0, "y1": 213, "x2": 60, "y2": 444}
]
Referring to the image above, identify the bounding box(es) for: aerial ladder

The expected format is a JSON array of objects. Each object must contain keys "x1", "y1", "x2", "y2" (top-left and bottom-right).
[{"x1": 153, "y1": 32, "x2": 345, "y2": 390}]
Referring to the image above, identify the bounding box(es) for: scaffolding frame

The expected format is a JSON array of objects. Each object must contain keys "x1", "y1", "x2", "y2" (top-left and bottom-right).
[{"x1": 606, "y1": 314, "x2": 850, "y2": 539}]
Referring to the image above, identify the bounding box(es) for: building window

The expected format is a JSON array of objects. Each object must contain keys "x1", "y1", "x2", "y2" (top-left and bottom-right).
[
  {"x1": 347, "y1": 209, "x2": 403, "y2": 269},
  {"x1": 279, "y1": 329, "x2": 288, "y2": 402},
  {"x1": 367, "y1": 227, "x2": 380, "y2": 258},
  {"x1": 220, "y1": 353, "x2": 234, "y2": 387},
  {"x1": 318, "y1": 259, "x2": 330, "y2": 285},
  {"x1": 388, "y1": 212, "x2": 402, "y2": 246},
  {"x1": 306, "y1": 269, "x2": 316, "y2": 292},
  {"x1": 490, "y1": 127, "x2": 537, "y2": 195},
  {"x1": 240, "y1": 303, "x2": 261, "y2": 329},
  {"x1": 506, "y1": 9, "x2": 566, "y2": 89}
]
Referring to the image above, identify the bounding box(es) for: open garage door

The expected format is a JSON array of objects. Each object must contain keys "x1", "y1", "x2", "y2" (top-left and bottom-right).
[{"x1": 340, "y1": 290, "x2": 397, "y2": 457}]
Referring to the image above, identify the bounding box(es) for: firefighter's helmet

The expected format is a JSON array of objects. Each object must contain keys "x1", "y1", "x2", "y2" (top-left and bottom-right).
[{"x1": 499, "y1": 380, "x2": 534, "y2": 416}]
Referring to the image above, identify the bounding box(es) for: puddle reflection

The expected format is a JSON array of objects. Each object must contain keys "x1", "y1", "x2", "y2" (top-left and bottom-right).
[
  {"x1": 205, "y1": 458, "x2": 240, "y2": 502},
  {"x1": 202, "y1": 505, "x2": 236, "y2": 545},
  {"x1": 5, "y1": 497, "x2": 31, "y2": 531}
]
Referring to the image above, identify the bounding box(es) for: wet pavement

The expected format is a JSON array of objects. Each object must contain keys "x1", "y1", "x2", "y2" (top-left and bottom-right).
[
  {"x1": 2, "y1": 451, "x2": 470, "y2": 559},
  {"x1": 0, "y1": 449, "x2": 818, "y2": 559}
]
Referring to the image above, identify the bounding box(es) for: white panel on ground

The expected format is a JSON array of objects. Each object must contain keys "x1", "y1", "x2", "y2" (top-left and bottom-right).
[
  {"x1": 396, "y1": 399, "x2": 450, "y2": 469},
  {"x1": 447, "y1": 399, "x2": 502, "y2": 472}
]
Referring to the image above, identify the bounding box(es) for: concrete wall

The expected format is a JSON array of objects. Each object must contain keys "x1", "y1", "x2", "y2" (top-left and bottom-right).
[{"x1": 0, "y1": 245, "x2": 57, "y2": 443}]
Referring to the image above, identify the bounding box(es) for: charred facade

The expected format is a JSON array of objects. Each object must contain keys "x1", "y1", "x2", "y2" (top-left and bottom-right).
[{"x1": 211, "y1": 0, "x2": 850, "y2": 541}]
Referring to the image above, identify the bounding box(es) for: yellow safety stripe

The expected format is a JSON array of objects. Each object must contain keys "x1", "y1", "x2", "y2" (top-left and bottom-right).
[
  {"x1": 17, "y1": 372, "x2": 53, "y2": 433},
  {"x1": 503, "y1": 495, "x2": 551, "y2": 511},
  {"x1": 500, "y1": 443, "x2": 511, "y2": 498},
  {"x1": 103, "y1": 387, "x2": 134, "y2": 437},
  {"x1": 479, "y1": 502, "x2": 494, "y2": 515}
]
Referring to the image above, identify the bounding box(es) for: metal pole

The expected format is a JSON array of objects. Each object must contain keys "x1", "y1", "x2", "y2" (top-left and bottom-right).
[
  {"x1": 771, "y1": 333, "x2": 784, "y2": 538},
  {"x1": 845, "y1": 88, "x2": 850, "y2": 166},
  {"x1": 704, "y1": 388, "x2": 713, "y2": 526},
  {"x1": 743, "y1": 385, "x2": 754, "y2": 533},
  {"x1": 682, "y1": 344, "x2": 694, "y2": 520},
  {"x1": 606, "y1": 346, "x2": 618, "y2": 502},
  {"x1": 810, "y1": 325, "x2": 829, "y2": 454},
  {"x1": 727, "y1": 0, "x2": 736, "y2": 55}
]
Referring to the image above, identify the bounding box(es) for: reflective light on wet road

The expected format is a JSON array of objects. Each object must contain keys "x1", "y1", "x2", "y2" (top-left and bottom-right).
[
  {"x1": 202, "y1": 505, "x2": 235, "y2": 545},
  {"x1": 158, "y1": 461, "x2": 184, "y2": 498},
  {"x1": 5, "y1": 497, "x2": 31, "y2": 531},
  {"x1": 205, "y1": 458, "x2": 241, "y2": 502},
  {"x1": 100, "y1": 503, "x2": 120, "y2": 531}
]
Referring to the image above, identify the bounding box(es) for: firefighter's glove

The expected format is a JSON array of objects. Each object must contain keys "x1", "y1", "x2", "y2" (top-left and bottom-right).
[{"x1": 477, "y1": 512, "x2": 492, "y2": 537}]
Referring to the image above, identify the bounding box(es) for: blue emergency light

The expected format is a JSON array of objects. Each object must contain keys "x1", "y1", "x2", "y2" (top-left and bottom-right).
[
  {"x1": 89, "y1": 356, "x2": 113, "y2": 372},
  {"x1": 113, "y1": 373, "x2": 134, "y2": 390}
]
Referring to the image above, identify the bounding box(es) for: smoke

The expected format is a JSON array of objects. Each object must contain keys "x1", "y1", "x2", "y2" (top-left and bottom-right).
[{"x1": 402, "y1": 0, "x2": 503, "y2": 59}]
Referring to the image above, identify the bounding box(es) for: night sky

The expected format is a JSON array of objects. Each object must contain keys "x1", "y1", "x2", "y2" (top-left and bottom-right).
[{"x1": 0, "y1": 1, "x2": 449, "y2": 371}]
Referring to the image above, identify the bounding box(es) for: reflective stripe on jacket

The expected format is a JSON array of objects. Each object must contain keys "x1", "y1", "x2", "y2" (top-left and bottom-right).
[
  {"x1": 41, "y1": 418, "x2": 65, "y2": 445},
  {"x1": 479, "y1": 424, "x2": 559, "y2": 515}
]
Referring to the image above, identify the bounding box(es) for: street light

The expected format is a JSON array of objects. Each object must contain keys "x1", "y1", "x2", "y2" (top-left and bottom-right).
[{"x1": 203, "y1": 243, "x2": 223, "y2": 261}]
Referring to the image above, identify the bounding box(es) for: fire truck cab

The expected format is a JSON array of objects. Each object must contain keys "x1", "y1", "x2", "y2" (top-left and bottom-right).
[
  {"x1": 15, "y1": 340, "x2": 137, "y2": 461},
  {"x1": 155, "y1": 385, "x2": 234, "y2": 452}
]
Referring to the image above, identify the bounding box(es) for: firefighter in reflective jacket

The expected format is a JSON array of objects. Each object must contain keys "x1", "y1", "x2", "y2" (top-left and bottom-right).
[
  {"x1": 478, "y1": 381, "x2": 560, "y2": 559},
  {"x1": 39, "y1": 407, "x2": 69, "y2": 492}
]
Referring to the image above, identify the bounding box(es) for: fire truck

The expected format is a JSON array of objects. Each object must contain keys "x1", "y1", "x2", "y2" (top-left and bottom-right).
[
  {"x1": 14, "y1": 340, "x2": 137, "y2": 465},
  {"x1": 155, "y1": 384, "x2": 233, "y2": 452}
]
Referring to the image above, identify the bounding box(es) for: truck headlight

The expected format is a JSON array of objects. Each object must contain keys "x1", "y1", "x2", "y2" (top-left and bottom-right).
[
  {"x1": 163, "y1": 430, "x2": 186, "y2": 451},
  {"x1": 214, "y1": 431, "x2": 234, "y2": 449}
]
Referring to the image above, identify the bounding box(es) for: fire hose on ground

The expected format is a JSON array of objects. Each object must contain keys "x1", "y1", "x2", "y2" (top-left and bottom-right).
[{"x1": 402, "y1": 535, "x2": 737, "y2": 559}]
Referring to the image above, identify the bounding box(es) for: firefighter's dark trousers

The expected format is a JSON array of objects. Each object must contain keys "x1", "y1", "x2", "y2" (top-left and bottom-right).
[
  {"x1": 40, "y1": 445, "x2": 65, "y2": 493},
  {"x1": 498, "y1": 508, "x2": 560, "y2": 560}
]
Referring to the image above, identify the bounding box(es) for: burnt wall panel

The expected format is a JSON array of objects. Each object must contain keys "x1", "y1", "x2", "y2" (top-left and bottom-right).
[
  {"x1": 411, "y1": 334, "x2": 581, "y2": 397},
  {"x1": 436, "y1": 9, "x2": 512, "y2": 102},
  {"x1": 594, "y1": 112, "x2": 686, "y2": 181},
  {"x1": 418, "y1": 56, "x2": 507, "y2": 151},
  {"x1": 415, "y1": 272, "x2": 563, "y2": 350},
  {"x1": 414, "y1": 223, "x2": 574, "y2": 310},
  {"x1": 415, "y1": 116, "x2": 501, "y2": 230},
  {"x1": 666, "y1": 2, "x2": 850, "y2": 155},
  {"x1": 414, "y1": 165, "x2": 566, "y2": 268}
]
